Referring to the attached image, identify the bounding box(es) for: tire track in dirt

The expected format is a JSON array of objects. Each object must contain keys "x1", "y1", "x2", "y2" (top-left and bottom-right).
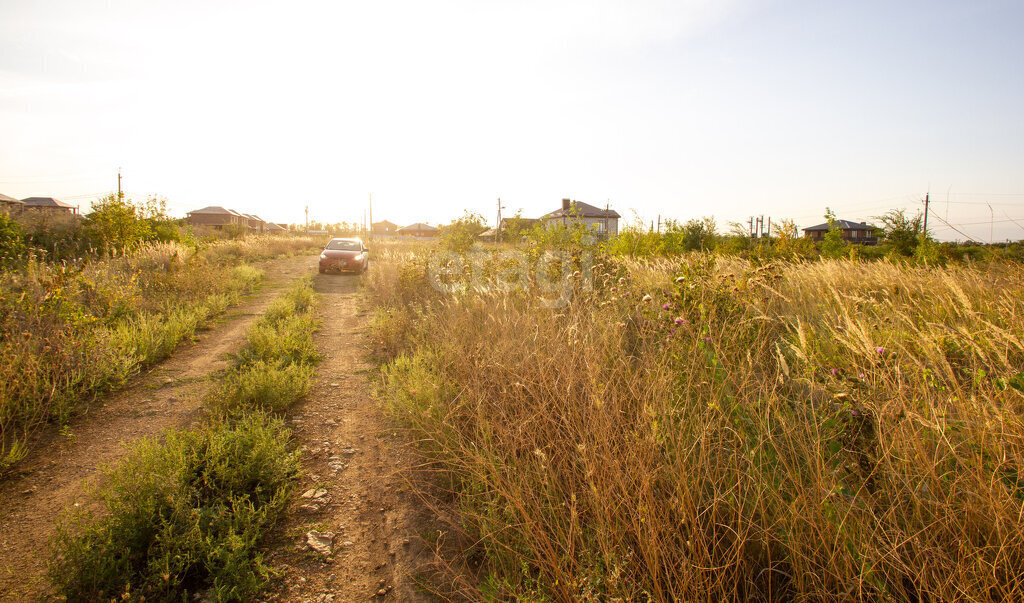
[
  {"x1": 259, "y1": 272, "x2": 435, "y2": 602},
  {"x1": 0, "y1": 254, "x2": 316, "y2": 601}
]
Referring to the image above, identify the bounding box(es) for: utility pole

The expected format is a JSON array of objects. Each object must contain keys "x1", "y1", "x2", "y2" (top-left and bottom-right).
[
  {"x1": 922, "y1": 192, "x2": 930, "y2": 237},
  {"x1": 117, "y1": 167, "x2": 122, "y2": 200},
  {"x1": 656, "y1": 214, "x2": 661, "y2": 234},
  {"x1": 496, "y1": 197, "x2": 504, "y2": 242},
  {"x1": 749, "y1": 216, "x2": 755, "y2": 238},
  {"x1": 766, "y1": 217, "x2": 771, "y2": 238},
  {"x1": 368, "y1": 193, "x2": 373, "y2": 240},
  {"x1": 305, "y1": 204, "x2": 309, "y2": 233},
  {"x1": 988, "y1": 203, "x2": 994, "y2": 244},
  {"x1": 605, "y1": 202, "x2": 610, "y2": 237}
]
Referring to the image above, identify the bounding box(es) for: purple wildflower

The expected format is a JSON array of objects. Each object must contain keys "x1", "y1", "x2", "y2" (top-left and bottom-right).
[
  {"x1": 851, "y1": 410, "x2": 859, "y2": 416},
  {"x1": 662, "y1": 303, "x2": 671, "y2": 311},
  {"x1": 831, "y1": 368, "x2": 839, "y2": 376},
  {"x1": 704, "y1": 337, "x2": 712, "y2": 343},
  {"x1": 858, "y1": 373, "x2": 865, "y2": 379},
  {"x1": 674, "y1": 317, "x2": 685, "y2": 325},
  {"x1": 876, "y1": 347, "x2": 886, "y2": 355}
]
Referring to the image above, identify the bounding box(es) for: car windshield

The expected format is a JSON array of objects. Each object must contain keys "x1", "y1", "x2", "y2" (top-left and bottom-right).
[{"x1": 326, "y1": 240, "x2": 360, "y2": 251}]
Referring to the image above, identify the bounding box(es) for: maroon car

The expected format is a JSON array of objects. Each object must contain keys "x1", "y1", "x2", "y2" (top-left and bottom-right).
[{"x1": 318, "y1": 238, "x2": 369, "y2": 274}]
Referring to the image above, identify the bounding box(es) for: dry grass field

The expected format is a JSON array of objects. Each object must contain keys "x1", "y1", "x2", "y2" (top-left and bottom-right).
[{"x1": 367, "y1": 239, "x2": 1024, "y2": 600}]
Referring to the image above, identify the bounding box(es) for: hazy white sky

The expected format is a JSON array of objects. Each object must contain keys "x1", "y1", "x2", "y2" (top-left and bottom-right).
[{"x1": 2, "y1": 0, "x2": 1023, "y2": 240}]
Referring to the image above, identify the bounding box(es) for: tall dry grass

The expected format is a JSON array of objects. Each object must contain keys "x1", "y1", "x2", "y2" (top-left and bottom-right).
[
  {"x1": 0, "y1": 236, "x2": 320, "y2": 471},
  {"x1": 370, "y1": 247, "x2": 1024, "y2": 600}
]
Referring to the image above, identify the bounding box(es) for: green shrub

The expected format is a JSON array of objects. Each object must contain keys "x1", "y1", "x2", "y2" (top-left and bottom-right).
[
  {"x1": 49, "y1": 412, "x2": 298, "y2": 601},
  {"x1": 216, "y1": 361, "x2": 315, "y2": 414},
  {"x1": 0, "y1": 213, "x2": 26, "y2": 268}
]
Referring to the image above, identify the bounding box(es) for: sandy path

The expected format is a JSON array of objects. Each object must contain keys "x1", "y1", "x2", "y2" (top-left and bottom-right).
[
  {"x1": 0, "y1": 254, "x2": 316, "y2": 601},
  {"x1": 258, "y1": 271, "x2": 435, "y2": 602}
]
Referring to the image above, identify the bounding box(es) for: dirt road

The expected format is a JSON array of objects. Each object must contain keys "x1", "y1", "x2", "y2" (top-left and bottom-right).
[
  {"x1": 258, "y1": 271, "x2": 433, "y2": 602},
  {"x1": 0, "y1": 254, "x2": 316, "y2": 600}
]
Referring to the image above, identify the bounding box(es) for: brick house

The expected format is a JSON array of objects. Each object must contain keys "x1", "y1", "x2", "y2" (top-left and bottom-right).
[
  {"x1": 802, "y1": 220, "x2": 878, "y2": 245},
  {"x1": 542, "y1": 198, "x2": 619, "y2": 237},
  {"x1": 186, "y1": 206, "x2": 247, "y2": 230}
]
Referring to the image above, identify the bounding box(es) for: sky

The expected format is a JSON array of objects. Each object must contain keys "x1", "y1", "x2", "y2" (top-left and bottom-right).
[{"x1": 1, "y1": 0, "x2": 1023, "y2": 241}]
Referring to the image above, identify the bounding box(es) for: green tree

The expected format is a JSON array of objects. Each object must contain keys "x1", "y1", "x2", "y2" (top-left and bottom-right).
[
  {"x1": 821, "y1": 207, "x2": 847, "y2": 259},
  {"x1": 441, "y1": 211, "x2": 488, "y2": 252},
  {"x1": 84, "y1": 194, "x2": 155, "y2": 254},
  {"x1": 875, "y1": 209, "x2": 923, "y2": 256},
  {"x1": 772, "y1": 218, "x2": 815, "y2": 258},
  {"x1": 679, "y1": 216, "x2": 717, "y2": 251}
]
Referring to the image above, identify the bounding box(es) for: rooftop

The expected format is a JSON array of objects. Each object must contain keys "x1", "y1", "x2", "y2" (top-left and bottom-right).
[
  {"x1": 543, "y1": 200, "x2": 621, "y2": 220},
  {"x1": 803, "y1": 220, "x2": 873, "y2": 232},
  {"x1": 21, "y1": 196, "x2": 74, "y2": 208}
]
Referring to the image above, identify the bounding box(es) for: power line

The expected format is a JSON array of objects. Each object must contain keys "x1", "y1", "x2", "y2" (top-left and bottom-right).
[
  {"x1": 927, "y1": 212, "x2": 983, "y2": 243},
  {"x1": 928, "y1": 217, "x2": 1022, "y2": 228}
]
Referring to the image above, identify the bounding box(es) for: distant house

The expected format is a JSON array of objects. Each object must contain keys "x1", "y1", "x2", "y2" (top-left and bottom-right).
[
  {"x1": 0, "y1": 193, "x2": 23, "y2": 215},
  {"x1": 372, "y1": 220, "x2": 399, "y2": 235},
  {"x1": 21, "y1": 196, "x2": 77, "y2": 214},
  {"x1": 477, "y1": 228, "x2": 497, "y2": 241},
  {"x1": 397, "y1": 222, "x2": 439, "y2": 238},
  {"x1": 542, "y1": 198, "x2": 619, "y2": 237},
  {"x1": 802, "y1": 220, "x2": 877, "y2": 245},
  {"x1": 242, "y1": 214, "x2": 266, "y2": 233},
  {"x1": 186, "y1": 206, "x2": 247, "y2": 230},
  {"x1": 266, "y1": 222, "x2": 287, "y2": 234}
]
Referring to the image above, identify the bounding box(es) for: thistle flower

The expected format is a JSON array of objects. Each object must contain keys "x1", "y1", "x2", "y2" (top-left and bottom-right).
[
  {"x1": 876, "y1": 346, "x2": 886, "y2": 355},
  {"x1": 674, "y1": 317, "x2": 685, "y2": 325},
  {"x1": 662, "y1": 303, "x2": 671, "y2": 310},
  {"x1": 831, "y1": 368, "x2": 839, "y2": 376}
]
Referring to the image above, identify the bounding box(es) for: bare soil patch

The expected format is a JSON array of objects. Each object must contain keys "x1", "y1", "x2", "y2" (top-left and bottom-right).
[
  {"x1": 0, "y1": 254, "x2": 316, "y2": 600},
  {"x1": 258, "y1": 271, "x2": 436, "y2": 602}
]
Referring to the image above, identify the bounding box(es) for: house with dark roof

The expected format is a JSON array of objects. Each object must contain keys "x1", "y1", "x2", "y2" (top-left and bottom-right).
[
  {"x1": 542, "y1": 198, "x2": 620, "y2": 237},
  {"x1": 266, "y1": 222, "x2": 287, "y2": 234},
  {"x1": 0, "y1": 193, "x2": 23, "y2": 215},
  {"x1": 21, "y1": 196, "x2": 77, "y2": 214},
  {"x1": 372, "y1": 220, "x2": 399, "y2": 235},
  {"x1": 186, "y1": 206, "x2": 247, "y2": 229},
  {"x1": 802, "y1": 219, "x2": 878, "y2": 245},
  {"x1": 397, "y1": 222, "x2": 439, "y2": 238}
]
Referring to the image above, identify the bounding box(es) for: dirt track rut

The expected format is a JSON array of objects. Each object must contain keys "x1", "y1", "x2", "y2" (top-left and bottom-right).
[{"x1": 259, "y1": 271, "x2": 434, "y2": 602}]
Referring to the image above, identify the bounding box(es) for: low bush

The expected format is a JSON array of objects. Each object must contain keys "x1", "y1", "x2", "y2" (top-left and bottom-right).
[
  {"x1": 215, "y1": 361, "x2": 316, "y2": 414},
  {"x1": 49, "y1": 412, "x2": 298, "y2": 601},
  {"x1": 217, "y1": 276, "x2": 320, "y2": 417}
]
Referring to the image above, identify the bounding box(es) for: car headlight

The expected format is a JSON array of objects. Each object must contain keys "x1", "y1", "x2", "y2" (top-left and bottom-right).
[{"x1": 320, "y1": 252, "x2": 326, "y2": 259}]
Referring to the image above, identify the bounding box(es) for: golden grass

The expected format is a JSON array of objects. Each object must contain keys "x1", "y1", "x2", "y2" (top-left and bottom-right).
[{"x1": 370, "y1": 246, "x2": 1024, "y2": 600}]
